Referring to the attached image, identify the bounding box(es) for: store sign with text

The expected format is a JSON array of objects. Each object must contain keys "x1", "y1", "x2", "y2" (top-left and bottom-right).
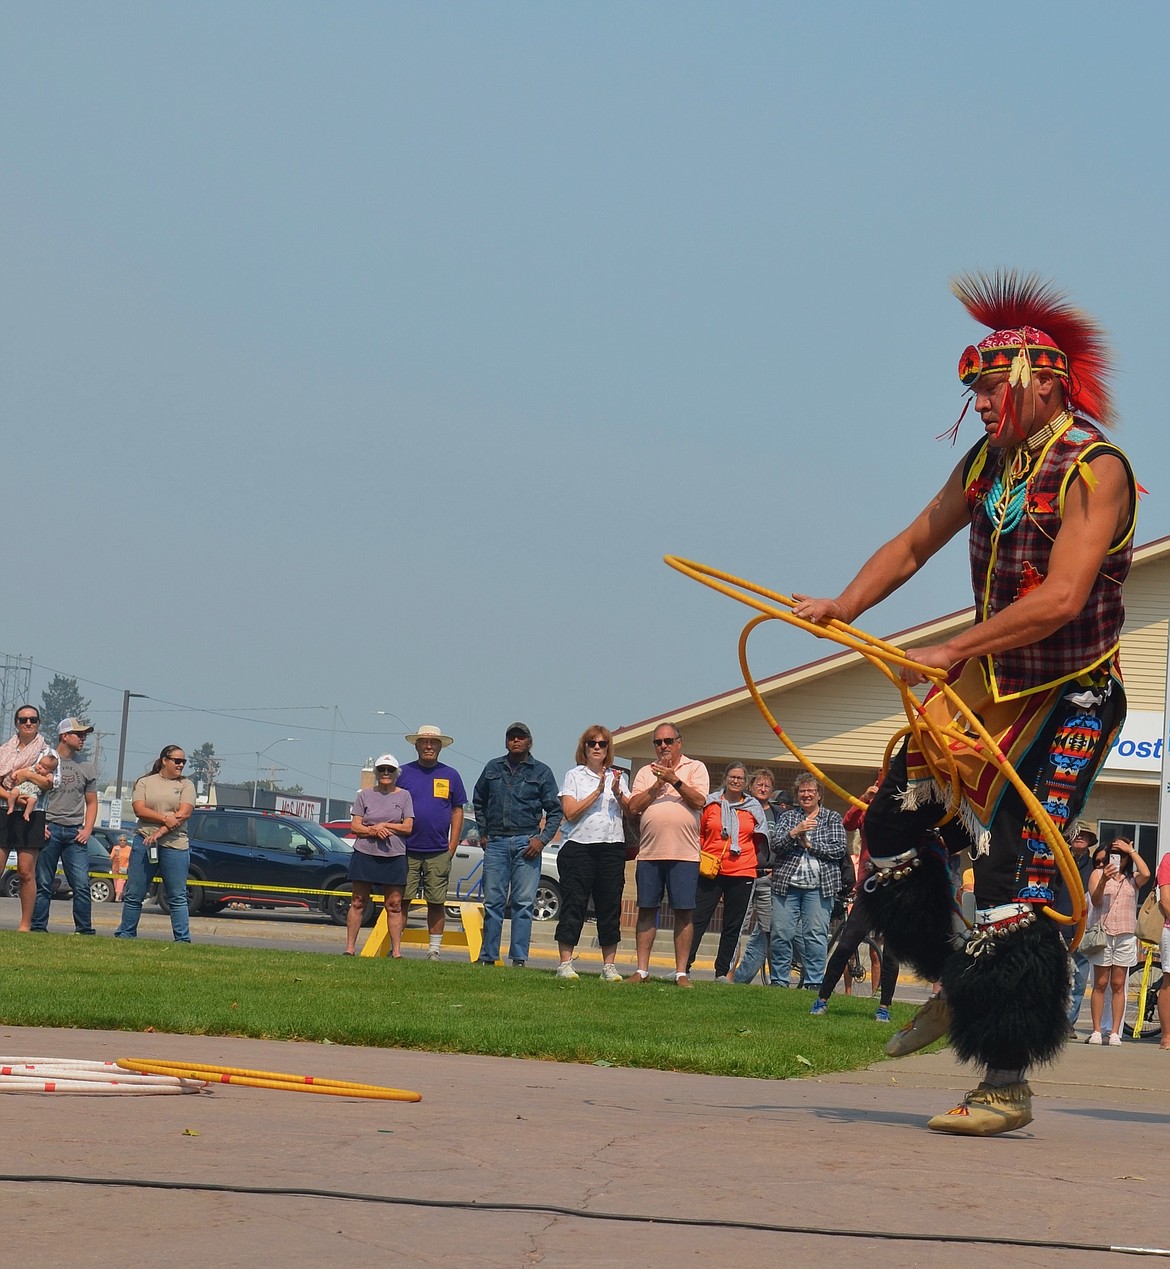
[
  {"x1": 276, "y1": 795, "x2": 323, "y2": 821},
  {"x1": 1102, "y1": 710, "x2": 1166, "y2": 773}
]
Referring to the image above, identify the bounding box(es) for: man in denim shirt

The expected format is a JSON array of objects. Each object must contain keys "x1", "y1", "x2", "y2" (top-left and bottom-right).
[{"x1": 473, "y1": 723, "x2": 562, "y2": 967}]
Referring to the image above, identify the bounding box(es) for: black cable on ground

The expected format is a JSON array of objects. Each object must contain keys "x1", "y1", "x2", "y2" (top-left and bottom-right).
[{"x1": 0, "y1": 1174, "x2": 1165, "y2": 1257}]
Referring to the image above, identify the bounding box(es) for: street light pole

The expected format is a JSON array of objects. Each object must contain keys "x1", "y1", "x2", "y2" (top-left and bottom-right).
[
  {"x1": 252, "y1": 738, "x2": 299, "y2": 808},
  {"x1": 114, "y1": 690, "x2": 147, "y2": 801},
  {"x1": 325, "y1": 705, "x2": 338, "y2": 823}
]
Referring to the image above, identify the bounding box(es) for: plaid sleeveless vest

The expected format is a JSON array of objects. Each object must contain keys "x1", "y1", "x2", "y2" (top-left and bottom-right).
[{"x1": 962, "y1": 418, "x2": 1135, "y2": 701}]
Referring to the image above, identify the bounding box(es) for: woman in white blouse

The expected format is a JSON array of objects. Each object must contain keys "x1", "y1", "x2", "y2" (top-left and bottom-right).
[{"x1": 554, "y1": 726, "x2": 631, "y2": 982}]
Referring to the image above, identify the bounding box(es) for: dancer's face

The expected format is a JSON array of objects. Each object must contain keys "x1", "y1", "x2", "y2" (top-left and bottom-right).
[{"x1": 973, "y1": 370, "x2": 1062, "y2": 448}]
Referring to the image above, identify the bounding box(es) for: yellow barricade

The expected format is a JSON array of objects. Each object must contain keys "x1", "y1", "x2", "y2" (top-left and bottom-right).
[{"x1": 360, "y1": 899, "x2": 484, "y2": 962}]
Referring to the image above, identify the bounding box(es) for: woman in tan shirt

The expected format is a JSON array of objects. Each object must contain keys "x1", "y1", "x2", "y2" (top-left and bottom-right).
[{"x1": 114, "y1": 746, "x2": 196, "y2": 943}]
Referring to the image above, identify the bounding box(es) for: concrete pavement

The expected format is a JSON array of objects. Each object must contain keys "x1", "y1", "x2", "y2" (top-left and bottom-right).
[{"x1": 1, "y1": 1003, "x2": 1166, "y2": 1267}]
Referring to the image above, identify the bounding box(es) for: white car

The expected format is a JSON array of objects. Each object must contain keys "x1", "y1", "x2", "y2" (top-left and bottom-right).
[{"x1": 448, "y1": 822, "x2": 563, "y2": 922}]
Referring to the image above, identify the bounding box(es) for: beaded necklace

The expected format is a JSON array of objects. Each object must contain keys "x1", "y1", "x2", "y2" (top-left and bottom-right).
[{"x1": 983, "y1": 412, "x2": 1071, "y2": 533}]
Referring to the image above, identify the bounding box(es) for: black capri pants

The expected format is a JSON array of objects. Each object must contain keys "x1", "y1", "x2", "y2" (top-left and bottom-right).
[{"x1": 554, "y1": 840, "x2": 626, "y2": 949}]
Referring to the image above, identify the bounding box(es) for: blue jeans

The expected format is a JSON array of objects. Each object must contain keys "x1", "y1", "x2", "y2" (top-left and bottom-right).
[
  {"x1": 734, "y1": 923, "x2": 785, "y2": 985},
  {"x1": 771, "y1": 887, "x2": 833, "y2": 987},
  {"x1": 479, "y1": 835, "x2": 540, "y2": 964},
  {"x1": 1067, "y1": 949, "x2": 1091, "y2": 1026},
  {"x1": 32, "y1": 824, "x2": 94, "y2": 934},
  {"x1": 115, "y1": 836, "x2": 191, "y2": 942},
  {"x1": 734, "y1": 876, "x2": 782, "y2": 985}
]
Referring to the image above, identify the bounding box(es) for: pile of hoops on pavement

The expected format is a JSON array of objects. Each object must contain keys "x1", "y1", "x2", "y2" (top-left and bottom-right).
[{"x1": 0, "y1": 1056, "x2": 420, "y2": 1100}]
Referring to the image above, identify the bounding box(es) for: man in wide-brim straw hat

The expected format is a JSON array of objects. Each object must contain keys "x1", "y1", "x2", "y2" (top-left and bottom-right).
[
  {"x1": 793, "y1": 272, "x2": 1137, "y2": 1135},
  {"x1": 398, "y1": 725, "x2": 465, "y2": 959}
]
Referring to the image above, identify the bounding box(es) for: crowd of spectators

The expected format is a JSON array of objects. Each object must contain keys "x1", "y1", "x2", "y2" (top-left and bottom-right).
[{"x1": 4, "y1": 703, "x2": 1166, "y2": 1048}]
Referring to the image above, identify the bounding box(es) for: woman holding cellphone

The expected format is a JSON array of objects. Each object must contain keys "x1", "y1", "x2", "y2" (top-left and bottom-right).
[{"x1": 1086, "y1": 837, "x2": 1150, "y2": 1045}]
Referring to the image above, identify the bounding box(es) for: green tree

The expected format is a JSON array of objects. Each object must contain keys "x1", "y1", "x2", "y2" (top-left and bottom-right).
[
  {"x1": 40, "y1": 674, "x2": 91, "y2": 737},
  {"x1": 188, "y1": 741, "x2": 221, "y2": 793}
]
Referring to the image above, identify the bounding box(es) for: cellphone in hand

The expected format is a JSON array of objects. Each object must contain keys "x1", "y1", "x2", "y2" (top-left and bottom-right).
[{"x1": 1108, "y1": 852, "x2": 1122, "y2": 870}]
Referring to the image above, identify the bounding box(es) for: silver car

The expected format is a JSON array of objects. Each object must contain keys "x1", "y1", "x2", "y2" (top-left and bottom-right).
[{"x1": 448, "y1": 818, "x2": 563, "y2": 921}]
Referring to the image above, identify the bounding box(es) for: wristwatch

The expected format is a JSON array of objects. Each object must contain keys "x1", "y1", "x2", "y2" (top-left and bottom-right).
[{"x1": 671, "y1": 778, "x2": 682, "y2": 789}]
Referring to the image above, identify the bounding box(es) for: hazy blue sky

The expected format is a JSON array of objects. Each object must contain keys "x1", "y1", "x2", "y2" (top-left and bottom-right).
[{"x1": 4, "y1": 2, "x2": 1168, "y2": 801}]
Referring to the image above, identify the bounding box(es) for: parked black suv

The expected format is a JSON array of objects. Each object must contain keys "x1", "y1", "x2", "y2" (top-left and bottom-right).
[{"x1": 161, "y1": 808, "x2": 359, "y2": 925}]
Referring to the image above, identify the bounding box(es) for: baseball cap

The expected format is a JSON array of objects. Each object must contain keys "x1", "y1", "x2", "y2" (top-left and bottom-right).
[
  {"x1": 373, "y1": 754, "x2": 400, "y2": 770},
  {"x1": 505, "y1": 722, "x2": 532, "y2": 739},
  {"x1": 58, "y1": 717, "x2": 94, "y2": 737}
]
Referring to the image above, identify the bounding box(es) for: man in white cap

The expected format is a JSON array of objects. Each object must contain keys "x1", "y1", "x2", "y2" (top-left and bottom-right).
[
  {"x1": 398, "y1": 725, "x2": 467, "y2": 960},
  {"x1": 32, "y1": 718, "x2": 99, "y2": 935}
]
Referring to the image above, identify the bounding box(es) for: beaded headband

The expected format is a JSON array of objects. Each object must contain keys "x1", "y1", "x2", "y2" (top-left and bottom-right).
[{"x1": 951, "y1": 272, "x2": 1113, "y2": 426}]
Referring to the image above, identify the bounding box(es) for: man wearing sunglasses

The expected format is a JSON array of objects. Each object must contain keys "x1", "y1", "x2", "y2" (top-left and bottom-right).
[
  {"x1": 31, "y1": 717, "x2": 99, "y2": 935},
  {"x1": 626, "y1": 724, "x2": 709, "y2": 986}
]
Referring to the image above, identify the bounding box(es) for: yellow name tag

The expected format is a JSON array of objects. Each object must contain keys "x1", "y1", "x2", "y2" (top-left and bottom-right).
[{"x1": 433, "y1": 778, "x2": 450, "y2": 800}]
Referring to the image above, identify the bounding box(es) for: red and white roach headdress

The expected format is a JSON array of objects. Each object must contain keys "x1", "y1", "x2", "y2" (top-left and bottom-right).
[{"x1": 952, "y1": 271, "x2": 1115, "y2": 428}]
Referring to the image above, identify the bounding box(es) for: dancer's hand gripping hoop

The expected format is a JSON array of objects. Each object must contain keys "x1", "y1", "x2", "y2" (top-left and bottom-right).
[{"x1": 664, "y1": 556, "x2": 1087, "y2": 948}]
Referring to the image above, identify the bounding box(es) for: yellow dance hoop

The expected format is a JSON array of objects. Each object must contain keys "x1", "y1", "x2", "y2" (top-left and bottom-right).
[{"x1": 664, "y1": 556, "x2": 1086, "y2": 946}]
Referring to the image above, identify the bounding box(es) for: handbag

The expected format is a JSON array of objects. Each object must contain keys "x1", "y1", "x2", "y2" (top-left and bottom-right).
[
  {"x1": 622, "y1": 812, "x2": 641, "y2": 862},
  {"x1": 699, "y1": 837, "x2": 729, "y2": 879},
  {"x1": 1136, "y1": 889, "x2": 1166, "y2": 945},
  {"x1": 1079, "y1": 921, "x2": 1107, "y2": 955}
]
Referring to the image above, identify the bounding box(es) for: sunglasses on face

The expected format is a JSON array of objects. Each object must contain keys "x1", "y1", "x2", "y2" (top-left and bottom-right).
[
  {"x1": 167, "y1": 756, "x2": 186, "y2": 766},
  {"x1": 585, "y1": 739, "x2": 607, "y2": 748},
  {"x1": 653, "y1": 737, "x2": 679, "y2": 747},
  {"x1": 375, "y1": 766, "x2": 397, "y2": 773},
  {"x1": 16, "y1": 717, "x2": 39, "y2": 725}
]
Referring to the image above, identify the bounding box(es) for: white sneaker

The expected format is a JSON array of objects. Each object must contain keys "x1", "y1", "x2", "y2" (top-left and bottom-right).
[
  {"x1": 555, "y1": 962, "x2": 579, "y2": 980},
  {"x1": 1107, "y1": 1032, "x2": 1123, "y2": 1047},
  {"x1": 425, "y1": 949, "x2": 441, "y2": 961},
  {"x1": 1086, "y1": 1031, "x2": 1103, "y2": 1045},
  {"x1": 600, "y1": 963, "x2": 623, "y2": 983}
]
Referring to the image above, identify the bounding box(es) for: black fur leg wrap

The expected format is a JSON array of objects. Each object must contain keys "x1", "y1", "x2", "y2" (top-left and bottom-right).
[
  {"x1": 941, "y1": 916, "x2": 1070, "y2": 1071},
  {"x1": 854, "y1": 844, "x2": 954, "y2": 984}
]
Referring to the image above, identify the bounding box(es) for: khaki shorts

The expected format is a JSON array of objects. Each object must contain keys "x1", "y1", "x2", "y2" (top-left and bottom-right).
[{"x1": 405, "y1": 850, "x2": 453, "y2": 905}]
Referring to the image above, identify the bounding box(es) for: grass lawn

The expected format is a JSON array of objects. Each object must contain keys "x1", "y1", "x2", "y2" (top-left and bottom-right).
[{"x1": 0, "y1": 932, "x2": 920, "y2": 1080}]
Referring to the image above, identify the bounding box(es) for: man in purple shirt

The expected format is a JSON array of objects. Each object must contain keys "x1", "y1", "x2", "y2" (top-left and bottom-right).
[{"x1": 397, "y1": 725, "x2": 467, "y2": 960}]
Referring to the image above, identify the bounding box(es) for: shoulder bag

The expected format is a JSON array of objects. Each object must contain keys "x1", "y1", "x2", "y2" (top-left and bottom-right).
[{"x1": 1136, "y1": 888, "x2": 1166, "y2": 945}]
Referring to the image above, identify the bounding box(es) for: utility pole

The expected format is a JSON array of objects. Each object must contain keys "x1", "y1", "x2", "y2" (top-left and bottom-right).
[
  {"x1": 114, "y1": 691, "x2": 146, "y2": 801},
  {"x1": 325, "y1": 705, "x2": 338, "y2": 822},
  {"x1": 0, "y1": 654, "x2": 32, "y2": 729},
  {"x1": 92, "y1": 729, "x2": 113, "y2": 775}
]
